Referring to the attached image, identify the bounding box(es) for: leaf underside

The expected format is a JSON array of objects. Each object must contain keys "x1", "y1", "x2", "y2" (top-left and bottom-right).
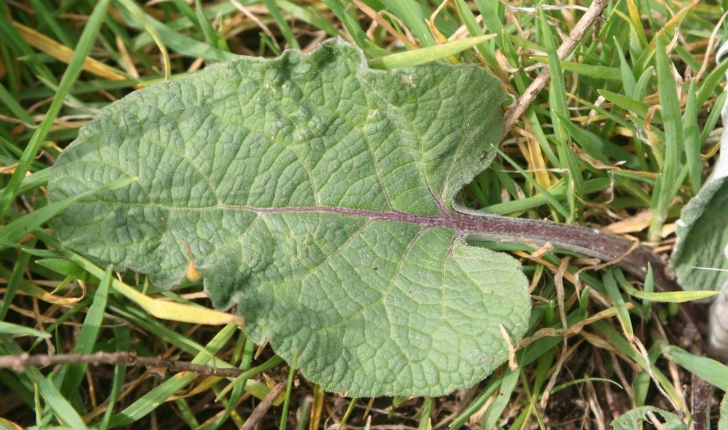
[{"x1": 49, "y1": 38, "x2": 530, "y2": 396}]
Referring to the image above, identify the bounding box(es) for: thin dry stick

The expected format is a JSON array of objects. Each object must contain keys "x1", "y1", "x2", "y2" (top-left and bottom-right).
[
  {"x1": 241, "y1": 382, "x2": 286, "y2": 430},
  {"x1": 502, "y1": 0, "x2": 611, "y2": 138},
  {"x1": 0, "y1": 351, "x2": 243, "y2": 378}
]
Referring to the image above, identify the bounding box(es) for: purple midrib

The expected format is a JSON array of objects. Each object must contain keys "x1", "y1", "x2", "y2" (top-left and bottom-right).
[{"x1": 220, "y1": 203, "x2": 679, "y2": 296}]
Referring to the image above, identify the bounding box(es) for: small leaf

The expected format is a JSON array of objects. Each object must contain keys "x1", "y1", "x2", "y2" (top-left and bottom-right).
[
  {"x1": 48, "y1": 38, "x2": 530, "y2": 397},
  {"x1": 611, "y1": 406, "x2": 687, "y2": 430}
]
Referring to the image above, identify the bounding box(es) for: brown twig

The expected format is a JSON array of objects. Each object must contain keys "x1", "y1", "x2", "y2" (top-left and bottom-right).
[
  {"x1": 241, "y1": 382, "x2": 286, "y2": 430},
  {"x1": 501, "y1": 0, "x2": 611, "y2": 138},
  {"x1": 0, "y1": 351, "x2": 243, "y2": 378}
]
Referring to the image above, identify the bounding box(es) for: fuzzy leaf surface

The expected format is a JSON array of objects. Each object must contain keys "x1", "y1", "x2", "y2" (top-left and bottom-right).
[{"x1": 48, "y1": 38, "x2": 529, "y2": 396}]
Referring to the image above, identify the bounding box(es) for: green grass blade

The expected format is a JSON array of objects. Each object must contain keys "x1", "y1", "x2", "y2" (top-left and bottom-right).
[
  {"x1": 379, "y1": 0, "x2": 436, "y2": 47},
  {"x1": 602, "y1": 269, "x2": 633, "y2": 340},
  {"x1": 121, "y1": 1, "x2": 237, "y2": 63},
  {"x1": 700, "y1": 90, "x2": 726, "y2": 147},
  {"x1": 530, "y1": 57, "x2": 622, "y2": 81},
  {"x1": 320, "y1": 0, "x2": 372, "y2": 54},
  {"x1": 368, "y1": 34, "x2": 495, "y2": 69},
  {"x1": 449, "y1": 378, "x2": 502, "y2": 430},
  {"x1": 0, "y1": 0, "x2": 111, "y2": 220},
  {"x1": 648, "y1": 34, "x2": 684, "y2": 241},
  {"x1": 98, "y1": 326, "x2": 130, "y2": 430},
  {"x1": 0, "y1": 321, "x2": 50, "y2": 338},
  {"x1": 0, "y1": 81, "x2": 34, "y2": 125},
  {"x1": 279, "y1": 352, "x2": 298, "y2": 430},
  {"x1": 277, "y1": 1, "x2": 339, "y2": 37},
  {"x1": 597, "y1": 89, "x2": 650, "y2": 119},
  {"x1": 195, "y1": 0, "x2": 229, "y2": 51},
  {"x1": 106, "y1": 324, "x2": 237, "y2": 427},
  {"x1": 615, "y1": 40, "x2": 636, "y2": 97},
  {"x1": 38, "y1": 377, "x2": 89, "y2": 430},
  {"x1": 417, "y1": 397, "x2": 434, "y2": 430},
  {"x1": 482, "y1": 367, "x2": 518, "y2": 429},
  {"x1": 539, "y1": 9, "x2": 584, "y2": 216},
  {"x1": 59, "y1": 266, "x2": 113, "y2": 401},
  {"x1": 697, "y1": 59, "x2": 728, "y2": 108},
  {"x1": 594, "y1": 321, "x2": 683, "y2": 409},
  {"x1": 261, "y1": 0, "x2": 300, "y2": 49},
  {"x1": 0, "y1": 240, "x2": 35, "y2": 321},
  {"x1": 198, "y1": 336, "x2": 255, "y2": 430},
  {"x1": 617, "y1": 274, "x2": 717, "y2": 303},
  {"x1": 683, "y1": 81, "x2": 701, "y2": 191},
  {"x1": 662, "y1": 345, "x2": 728, "y2": 391},
  {"x1": 452, "y1": 0, "x2": 498, "y2": 70},
  {"x1": 496, "y1": 149, "x2": 570, "y2": 219}
]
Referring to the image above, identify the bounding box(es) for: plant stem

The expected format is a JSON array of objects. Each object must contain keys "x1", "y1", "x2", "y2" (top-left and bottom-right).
[
  {"x1": 459, "y1": 209, "x2": 705, "y2": 345},
  {"x1": 456, "y1": 208, "x2": 675, "y2": 291},
  {"x1": 0, "y1": 351, "x2": 243, "y2": 377}
]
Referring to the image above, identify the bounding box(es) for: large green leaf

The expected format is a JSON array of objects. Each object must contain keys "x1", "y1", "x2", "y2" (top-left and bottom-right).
[{"x1": 48, "y1": 38, "x2": 530, "y2": 397}]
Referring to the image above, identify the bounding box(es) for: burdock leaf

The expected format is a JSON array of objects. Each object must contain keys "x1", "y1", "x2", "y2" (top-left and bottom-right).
[{"x1": 48, "y1": 38, "x2": 530, "y2": 397}]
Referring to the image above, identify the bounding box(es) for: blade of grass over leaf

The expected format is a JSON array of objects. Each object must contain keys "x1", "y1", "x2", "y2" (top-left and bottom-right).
[
  {"x1": 0, "y1": 177, "x2": 136, "y2": 249},
  {"x1": 367, "y1": 34, "x2": 495, "y2": 69},
  {"x1": 66, "y1": 252, "x2": 243, "y2": 326},
  {"x1": 33, "y1": 230, "x2": 243, "y2": 327}
]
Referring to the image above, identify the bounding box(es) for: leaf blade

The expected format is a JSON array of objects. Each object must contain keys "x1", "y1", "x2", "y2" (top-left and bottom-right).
[{"x1": 49, "y1": 38, "x2": 530, "y2": 397}]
